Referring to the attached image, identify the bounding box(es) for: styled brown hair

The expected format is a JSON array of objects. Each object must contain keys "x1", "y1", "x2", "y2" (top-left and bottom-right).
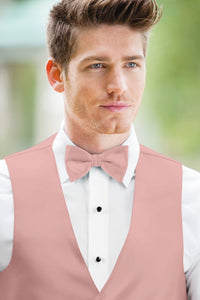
[{"x1": 47, "y1": 0, "x2": 162, "y2": 71}]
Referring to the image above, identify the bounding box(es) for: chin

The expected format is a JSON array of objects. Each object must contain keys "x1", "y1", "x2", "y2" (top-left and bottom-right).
[{"x1": 94, "y1": 122, "x2": 132, "y2": 135}]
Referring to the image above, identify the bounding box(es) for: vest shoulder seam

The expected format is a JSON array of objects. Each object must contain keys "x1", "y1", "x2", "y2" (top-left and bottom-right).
[
  {"x1": 140, "y1": 144, "x2": 181, "y2": 166},
  {"x1": 4, "y1": 133, "x2": 57, "y2": 160}
]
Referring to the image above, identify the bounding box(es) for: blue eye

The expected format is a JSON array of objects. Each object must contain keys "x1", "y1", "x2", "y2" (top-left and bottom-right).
[
  {"x1": 90, "y1": 63, "x2": 103, "y2": 69},
  {"x1": 126, "y1": 62, "x2": 137, "y2": 68}
]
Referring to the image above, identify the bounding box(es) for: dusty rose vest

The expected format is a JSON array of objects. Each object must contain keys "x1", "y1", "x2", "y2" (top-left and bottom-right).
[{"x1": 0, "y1": 133, "x2": 188, "y2": 300}]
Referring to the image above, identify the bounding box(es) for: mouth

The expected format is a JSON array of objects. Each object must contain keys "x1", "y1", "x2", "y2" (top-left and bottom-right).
[{"x1": 100, "y1": 102, "x2": 131, "y2": 112}]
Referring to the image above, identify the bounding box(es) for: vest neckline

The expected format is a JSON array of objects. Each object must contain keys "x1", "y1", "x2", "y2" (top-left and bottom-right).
[{"x1": 50, "y1": 145, "x2": 141, "y2": 297}]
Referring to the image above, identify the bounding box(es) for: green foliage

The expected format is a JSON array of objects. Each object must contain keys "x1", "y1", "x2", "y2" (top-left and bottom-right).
[
  {"x1": 145, "y1": 0, "x2": 200, "y2": 165},
  {"x1": 9, "y1": 64, "x2": 36, "y2": 152}
]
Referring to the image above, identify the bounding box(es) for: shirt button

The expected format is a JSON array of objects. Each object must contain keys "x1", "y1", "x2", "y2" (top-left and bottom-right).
[
  {"x1": 96, "y1": 256, "x2": 101, "y2": 262},
  {"x1": 97, "y1": 206, "x2": 102, "y2": 212}
]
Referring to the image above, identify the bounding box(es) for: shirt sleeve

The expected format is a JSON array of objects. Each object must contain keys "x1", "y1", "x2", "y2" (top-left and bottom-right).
[
  {"x1": 182, "y1": 164, "x2": 200, "y2": 299},
  {"x1": 0, "y1": 159, "x2": 14, "y2": 271}
]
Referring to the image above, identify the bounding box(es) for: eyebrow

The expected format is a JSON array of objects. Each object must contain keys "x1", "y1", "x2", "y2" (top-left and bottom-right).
[{"x1": 80, "y1": 55, "x2": 144, "y2": 64}]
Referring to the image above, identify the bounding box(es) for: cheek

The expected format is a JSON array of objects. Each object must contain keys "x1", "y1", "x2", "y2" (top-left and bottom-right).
[
  {"x1": 68, "y1": 85, "x2": 97, "y2": 116},
  {"x1": 77, "y1": 83, "x2": 101, "y2": 106},
  {"x1": 128, "y1": 82, "x2": 144, "y2": 102},
  {"x1": 138, "y1": 80, "x2": 145, "y2": 97},
  {"x1": 132, "y1": 75, "x2": 145, "y2": 96}
]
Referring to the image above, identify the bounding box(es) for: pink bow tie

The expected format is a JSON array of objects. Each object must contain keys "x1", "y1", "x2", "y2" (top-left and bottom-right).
[{"x1": 65, "y1": 145, "x2": 129, "y2": 183}]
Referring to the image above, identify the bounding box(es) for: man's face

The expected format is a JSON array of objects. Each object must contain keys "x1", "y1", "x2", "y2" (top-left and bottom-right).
[{"x1": 62, "y1": 24, "x2": 146, "y2": 135}]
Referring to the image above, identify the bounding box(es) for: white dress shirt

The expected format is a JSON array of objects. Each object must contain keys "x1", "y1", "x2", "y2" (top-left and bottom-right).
[{"x1": 0, "y1": 121, "x2": 200, "y2": 299}]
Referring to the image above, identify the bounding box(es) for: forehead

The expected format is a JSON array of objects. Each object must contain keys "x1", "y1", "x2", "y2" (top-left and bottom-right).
[{"x1": 71, "y1": 24, "x2": 144, "y2": 61}]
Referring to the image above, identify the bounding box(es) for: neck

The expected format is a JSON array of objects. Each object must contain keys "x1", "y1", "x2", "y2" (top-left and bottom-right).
[{"x1": 64, "y1": 118, "x2": 131, "y2": 154}]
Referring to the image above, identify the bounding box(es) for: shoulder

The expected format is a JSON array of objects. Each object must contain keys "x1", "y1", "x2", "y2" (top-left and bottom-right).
[
  {"x1": 181, "y1": 165, "x2": 200, "y2": 271},
  {"x1": 4, "y1": 133, "x2": 58, "y2": 161},
  {"x1": 182, "y1": 164, "x2": 200, "y2": 181},
  {"x1": 139, "y1": 144, "x2": 181, "y2": 166},
  {"x1": 182, "y1": 164, "x2": 200, "y2": 203},
  {"x1": 0, "y1": 159, "x2": 11, "y2": 192}
]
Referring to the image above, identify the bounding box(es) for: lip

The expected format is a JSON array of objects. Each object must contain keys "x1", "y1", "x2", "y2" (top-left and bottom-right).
[
  {"x1": 100, "y1": 105, "x2": 130, "y2": 113},
  {"x1": 101, "y1": 102, "x2": 130, "y2": 107}
]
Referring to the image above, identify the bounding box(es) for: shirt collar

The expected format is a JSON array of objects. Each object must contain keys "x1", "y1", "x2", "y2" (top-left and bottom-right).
[{"x1": 52, "y1": 120, "x2": 140, "y2": 188}]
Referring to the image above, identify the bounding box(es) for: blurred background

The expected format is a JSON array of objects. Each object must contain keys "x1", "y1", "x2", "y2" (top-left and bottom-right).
[{"x1": 0, "y1": 0, "x2": 199, "y2": 171}]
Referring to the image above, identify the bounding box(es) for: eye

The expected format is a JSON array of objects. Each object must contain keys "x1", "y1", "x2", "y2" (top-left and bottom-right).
[
  {"x1": 126, "y1": 62, "x2": 137, "y2": 68},
  {"x1": 90, "y1": 63, "x2": 104, "y2": 69}
]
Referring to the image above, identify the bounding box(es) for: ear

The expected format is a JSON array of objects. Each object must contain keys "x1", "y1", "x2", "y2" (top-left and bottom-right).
[{"x1": 46, "y1": 58, "x2": 64, "y2": 93}]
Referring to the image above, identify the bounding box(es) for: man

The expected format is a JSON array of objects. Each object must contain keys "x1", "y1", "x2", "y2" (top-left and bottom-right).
[{"x1": 0, "y1": 0, "x2": 199, "y2": 299}]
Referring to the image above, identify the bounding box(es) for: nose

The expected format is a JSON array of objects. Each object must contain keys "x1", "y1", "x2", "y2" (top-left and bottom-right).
[{"x1": 106, "y1": 68, "x2": 127, "y2": 96}]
